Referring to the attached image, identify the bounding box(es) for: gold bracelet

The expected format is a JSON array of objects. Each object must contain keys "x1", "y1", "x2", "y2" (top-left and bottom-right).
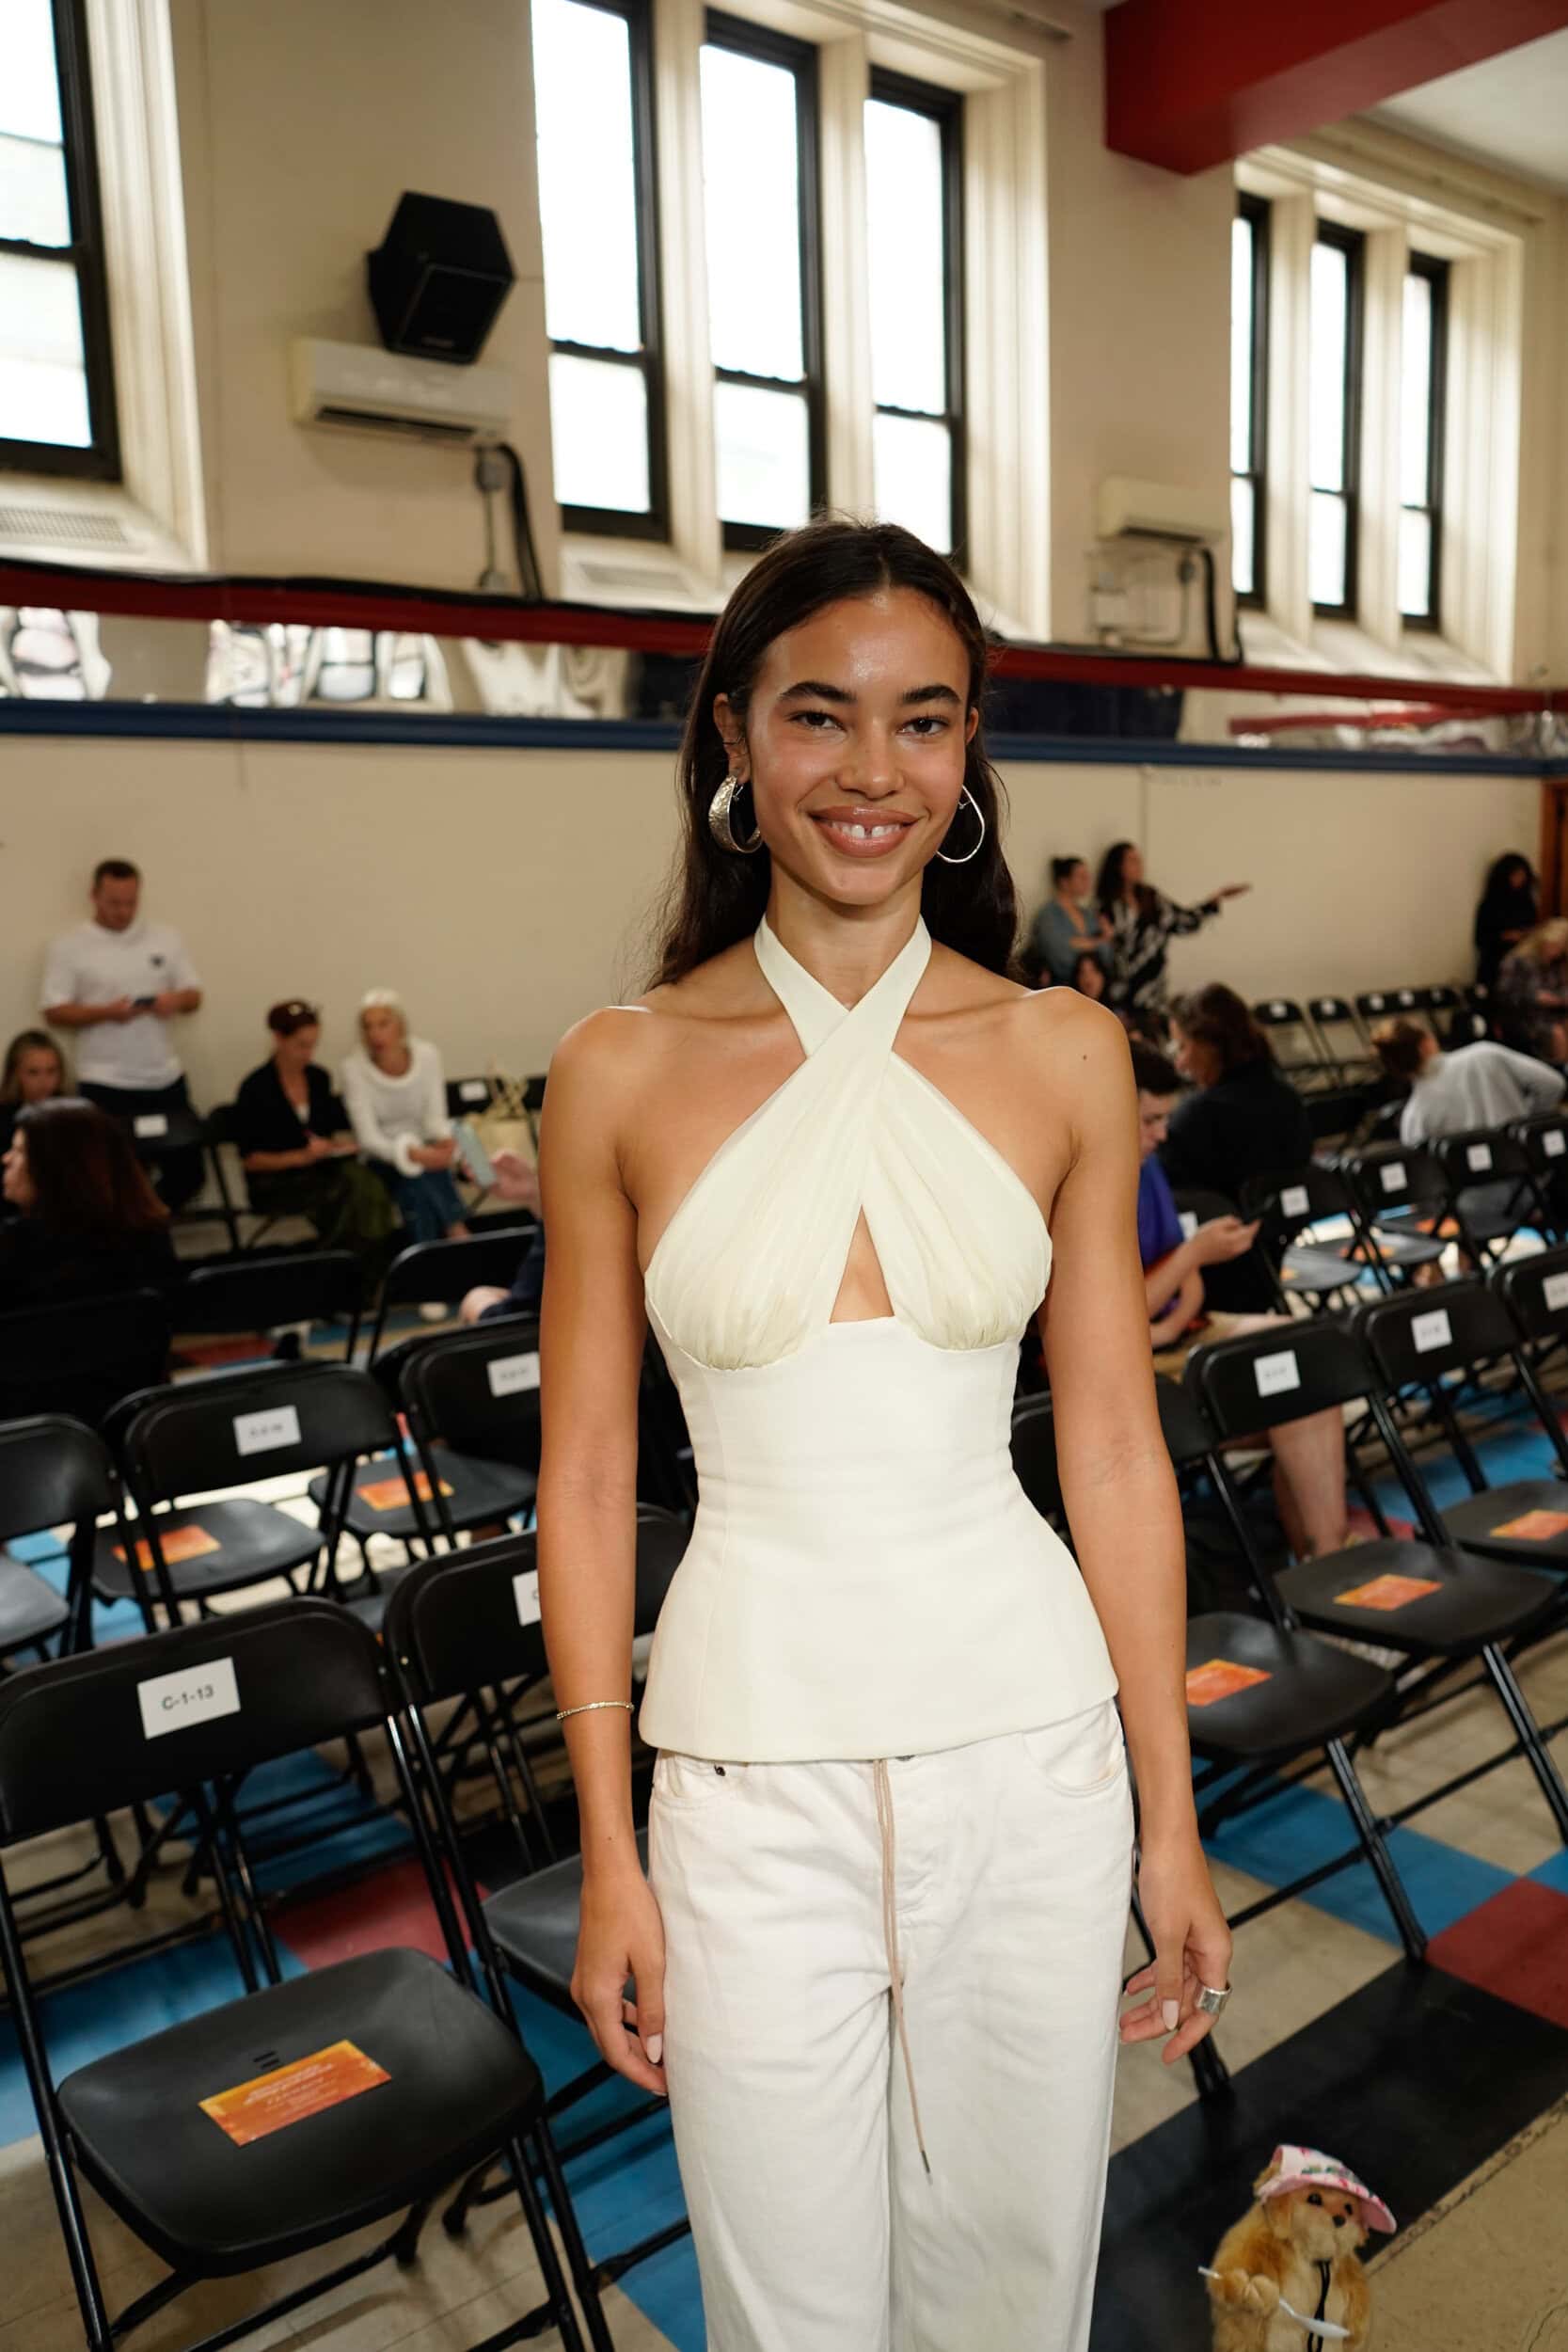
[{"x1": 555, "y1": 1699, "x2": 634, "y2": 1723}]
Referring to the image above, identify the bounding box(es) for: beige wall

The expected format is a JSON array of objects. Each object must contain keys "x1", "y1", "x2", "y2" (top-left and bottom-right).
[{"x1": 2, "y1": 739, "x2": 1535, "y2": 1105}]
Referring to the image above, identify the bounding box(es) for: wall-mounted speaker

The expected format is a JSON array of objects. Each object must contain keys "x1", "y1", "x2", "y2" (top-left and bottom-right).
[{"x1": 366, "y1": 192, "x2": 515, "y2": 365}]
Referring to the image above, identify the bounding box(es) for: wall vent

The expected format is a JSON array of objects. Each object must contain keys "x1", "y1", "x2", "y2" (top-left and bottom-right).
[{"x1": 0, "y1": 505, "x2": 133, "y2": 550}]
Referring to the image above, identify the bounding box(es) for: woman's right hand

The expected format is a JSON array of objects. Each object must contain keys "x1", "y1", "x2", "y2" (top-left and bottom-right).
[
  {"x1": 572, "y1": 1862, "x2": 668, "y2": 2096},
  {"x1": 1194, "y1": 1215, "x2": 1259, "y2": 1265}
]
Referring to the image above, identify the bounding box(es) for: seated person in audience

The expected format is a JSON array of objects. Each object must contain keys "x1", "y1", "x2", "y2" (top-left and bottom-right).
[
  {"x1": 1495, "y1": 918, "x2": 1568, "y2": 1063},
  {"x1": 233, "y1": 1000, "x2": 399, "y2": 1265},
  {"x1": 1134, "y1": 1046, "x2": 1351, "y2": 1560},
  {"x1": 461, "y1": 1149, "x2": 545, "y2": 1325},
  {"x1": 0, "y1": 1097, "x2": 176, "y2": 1304},
  {"x1": 1070, "y1": 951, "x2": 1110, "y2": 1004},
  {"x1": 1372, "y1": 1013, "x2": 1566, "y2": 1254},
  {"x1": 1023, "y1": 858, "x2": 1111, "y2": 988},
  {"x1": 341, "y1": 990, "x2": 470, "y2": 1246},
  {"x1": 1160, "y1": 984, "x2": 1310, "y2": 1309},
  {"x1": 0, "y1": 1028, "x2": 69, "y2": 1167}
]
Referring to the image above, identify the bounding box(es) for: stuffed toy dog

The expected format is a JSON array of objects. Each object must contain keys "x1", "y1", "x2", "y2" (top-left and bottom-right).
[{"x1": 1205, "y1": 2143, "x2": 1395, "y2": 2349}]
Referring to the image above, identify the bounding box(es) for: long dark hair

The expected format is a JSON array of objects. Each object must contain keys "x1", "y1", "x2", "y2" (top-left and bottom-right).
[
  {"x1": 1481, "y1": 852, "x2": 1536, "y2": 910},
  {"x1": 1168, "y1": 983, "x2": 1273, "y2": 1078},
  {"x1": 0, "y1": 1028, "x2": 66, "y2": 1106},
  {"x1": 648, "y1": 518, "x2": 1020, "y2": 987},
  {"x1": 15, "y1": 1098, "x2": 168, "y2": 1235},
  {"x1": 1095, "y1": 840, "x2": 1156, "y2": 918}
]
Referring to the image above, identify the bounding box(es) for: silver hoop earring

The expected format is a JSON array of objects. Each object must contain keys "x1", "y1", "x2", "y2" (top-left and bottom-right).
[
  {"x1": 933, "y1": 784, "x2": 986, "y2": 866},
  {"x1": 707, "y1": 773, "x2": 764, "y2": 855}
]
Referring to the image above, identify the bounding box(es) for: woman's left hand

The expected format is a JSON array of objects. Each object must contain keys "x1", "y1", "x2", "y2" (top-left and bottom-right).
[{"x1": 1120, "y1": 1826, "x2": 1232, "y2": 2064}]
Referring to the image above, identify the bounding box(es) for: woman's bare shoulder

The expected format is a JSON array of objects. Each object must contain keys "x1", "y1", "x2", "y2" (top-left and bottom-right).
[{"x1": 552, "y1": 942, "x2": 758, "y2": 1084}]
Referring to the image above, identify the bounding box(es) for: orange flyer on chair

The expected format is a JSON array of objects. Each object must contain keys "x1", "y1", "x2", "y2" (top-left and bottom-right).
[
  {"x1": 199, "y1": 2040, "x2": 390, "y2": 2146},
  {"x1": 1185, "y1": 1659, "x2": 1272, "y2": 1707},
  {"x1": 111, "y1": 1524, "x2": 221, "y2": 1572},
  {"x1": 356, "y1": 1470, "x2": 454, "y2": 1512},
  {"x1": 1489, "y1": 1508, "x2": 1568, "y2": 1541},
  {"x1": 1335, "y1": 1572, "x2": 1441, "y2": 1611}
]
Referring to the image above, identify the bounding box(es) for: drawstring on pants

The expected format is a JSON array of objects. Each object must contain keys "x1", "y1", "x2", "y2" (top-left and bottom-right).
[{"x1": 872, "y1": 1757, "x2": 932, "y2": 2178}]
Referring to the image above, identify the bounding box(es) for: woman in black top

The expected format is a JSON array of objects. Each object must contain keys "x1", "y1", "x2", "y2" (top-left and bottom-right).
[
  {"x1": 1474, "y1": 854, "x2": 1538, "y2": 993},
  {"x1": 0, "y1": 1096, "x2": 175, "y2": 1422},
  {"x1": 1161, "y1": 984, "x2": 1312, "y2": 1311},
  {"x1": 232, "y1": 1000, "x2": 397, "y2": 1265}
]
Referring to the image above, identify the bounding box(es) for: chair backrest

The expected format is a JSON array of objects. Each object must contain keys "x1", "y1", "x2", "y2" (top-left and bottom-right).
[
  {"x1": 1152, "y1": 1374, "x2": 1215, "y2": 1469},
  {"x1": 1241, "y1": 1161, "x2": 1354, "y2": 1237},
  {"x1": 121, "y1": 1360, "x2": 397, "y2": 1505},
  {"x1": 0, "y1": 1415, "x2": 115, "y2": 1545},
  {"x1": 1253, "y1": 997, "x2": 1307, "y2": 1029},
  {"x1": 174, "y1": 1250, "x2": 363, "y2": 1346},
  {"x1": 401, "y1": 1317, "x2": 542, "y2": 1466},
  {"x1": 1356, "y1": 1278, "x2": 1517, "y2": 1391},
  {"x1": 1344, "y1": 1141, "x2": 1448, "y2": 1216},
  {"x1": 1356, "y1": 986, "x2": 1423, "y2": 1025},
  {"x1": 1009, "y1": 1394, "x2": 1063, "y2": 1519},
  {"x1": 1511, "y1": 1110, "x2": 1568, "y2": 1178},
  {"x1": 0, "y1": 1597, "x2": 386, "y2": 1843},
  {"x1": 1309, "y1": 994, "x2": 1355, "y2": 1026},
  {"x1": 1430, "y1": 1126, "x2": 1529, "y2": 1189},
  {"x1": 386, "y1": 1506, "x2": 686, "y2": 1704},
  {"x1": 0, "y1": 1288, "x2": 169, "y2": 1429},
  {"x1": 1187, "y1": 1313, "x2": 1370, "y2": 1438},
  {"x1": 1170, "y1": 1186, "x2": 1240, "y2": 1242},
  {"x1": 370, "y1": 1231, "x2": 531, "y2": 1355},
  {"x1": 1495, "y1": 1244, "x2": 1568, "y2": 1343},
  {"x1": 1419, "y1": 985, "x2": 1462, "y2": 1017},
  {"x1": 446, "y1": 1073, "x2": 495, "y2": 1119}
]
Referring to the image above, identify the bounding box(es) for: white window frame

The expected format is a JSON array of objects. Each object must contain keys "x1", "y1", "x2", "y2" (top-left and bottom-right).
[
  {"x1": 557, "y1": 0, "x2": 1052, "y2": 634},
  {"x1": 1237, "y1": 128, "x2": 1530, "y2": 680},
  {"x1": 0, "y1": 0, "x2": 204, "y2": 569}
]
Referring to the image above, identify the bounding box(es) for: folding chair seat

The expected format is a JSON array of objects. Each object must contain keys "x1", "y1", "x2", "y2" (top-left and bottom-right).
[
  {"x1": 1188, "y1": 1313, "x2": 1568, "y2": 1844},
  {"x1": 0, "y1": 1597, "x2": 595, "y2": 2350},
  {"x1": 174, "y1": 1249, "x2": 364, "y2": 1363},
  {"x1": 1011, "y1": 1383, "x2": 1426, "y2": 1960},
  {"x1": 1240, "y1": 1164, "x2": 1362, "y2": 1309},
  {"x1": 385, "y1": 1515, "x2": 688, "y2": 2296},
  {"x1": 1342, "y1": 1142, "x2": 1449, "y2": 1282},
  {"x1": 0, "y1": 1416, "x2": 115, "y2": 1661},
  {"x1": 102, "y1": 1361, "x2": 416, "y2": 1618}
]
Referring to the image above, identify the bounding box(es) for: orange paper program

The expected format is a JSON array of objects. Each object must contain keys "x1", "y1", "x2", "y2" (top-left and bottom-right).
[
  {"x1": 1185, "y1": 1659, "x2": 1271, "y2": 1707},
  {"x1": 1335, "y1": 1572, "x2": 1440, "y2": 1612},
  {"x1": 112, "y1": 1524, "x2": 221, "y2": 1572},
  {"x1": 200, "y1": 2041, "x2": 389, "y2": 2146},
  {"x1": 356, "y1": 1470, "x2": 453, "y2": 1513},
  {"x1": 1489, "y1": 1508, "x2": 1568, "y2": 1541}
]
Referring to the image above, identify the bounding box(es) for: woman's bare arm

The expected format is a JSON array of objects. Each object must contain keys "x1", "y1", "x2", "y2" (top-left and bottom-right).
[{"x1": 536, "y1": 1009, "x2": 669, "y2": 2092}]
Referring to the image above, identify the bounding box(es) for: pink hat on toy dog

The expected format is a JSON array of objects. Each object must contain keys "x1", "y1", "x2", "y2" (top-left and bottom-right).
[{"x1": 1259, "y1": 2146, "x2": 1396, "y2": 2233}]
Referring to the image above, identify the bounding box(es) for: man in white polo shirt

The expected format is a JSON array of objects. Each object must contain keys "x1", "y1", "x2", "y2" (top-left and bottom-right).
[{"x1": 42, "y1": 857, "x2": 206, "y2": 1209}]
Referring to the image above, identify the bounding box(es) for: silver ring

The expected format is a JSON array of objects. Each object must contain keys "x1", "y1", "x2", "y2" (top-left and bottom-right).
[{"x1": 1195, "y1": 1982, "x2": 1230, "y2": 2018}]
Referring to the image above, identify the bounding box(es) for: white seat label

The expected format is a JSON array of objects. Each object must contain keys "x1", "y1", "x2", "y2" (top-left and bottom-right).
[
  {"x1": 514, "y1": 1569, "x2": 543, "y2": 1627},
  {"x1": 1179, "y1": 1211, "x2": 1197, "y2": 1240},
  {"x1": 1281, "y1": 1185, "x2": 1310, "y2": 1218},
  {"x1": 487, "y1": 1352, "x2": 540, "y2": 1397},
  {"x1": 1465, "y1": 1143, "x2": 1493, "y2": 1172},
  {"x1": 1544, "y1": 1271, "x2": 1568, "y2": 1311},
  {"x1": 1255, "y1": 1350, "x2": 1300, "y2": 1398},
  {"x1": 139, "y1": 1657, "x2": 240, "y2": 1740},
  {"x1": 460, "y1": 1079, "x2": 487, "y2": 1103},
  {"x1": 1271, "y1": 1001, "x2": 1288, "y2": 1019},
  {"x1": 1368, "y1": 993, "x2": 1385, "y2": 1010},
  {"x1": 233, "y1": 1405, "x2": 302, "y2": 1455},
  {"x1": 1380, "y1": 1161, "x2": 1407, "y2": 1192},
  {"x1": 1545, "y1": 1130, "x2": 1566, "y2": 1158},
  {"x1": 134, "y1": 1113, "x2": 169, "y2": 1138},
  {"x1": 1398, "y1": 991, "x2": 1415, "y2": 1007},
  {"x1": 1412, "y1": 1309, "x2": 1452, "y2": 1354}
]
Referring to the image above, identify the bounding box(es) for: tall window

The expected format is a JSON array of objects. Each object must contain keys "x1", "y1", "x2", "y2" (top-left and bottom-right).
[
  {"x1": 701, "y1": 14, "x2": 823, "y2": 549},
  {"x1": 0, "y1": 0, "x2": 117, "y2": 479},
  {"x1": 531, "y1": 0, "x2": 666, "y2": 537},
  {"x1": 1308, "y1": 223, "x2": 1364, "y2": 615},
  {"x1": 864, "y1": 72, "x2": 963, "y2": 557},
  {"x1": 1400, "y1": 252, "x2": 1448, "y2": 629},
  {"x1": 1229, "y1": 194, "x2": 1269, "y2": 605}
]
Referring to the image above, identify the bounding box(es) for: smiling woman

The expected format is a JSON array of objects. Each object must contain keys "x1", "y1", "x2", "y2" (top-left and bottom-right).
[{"x1": 534, "y1": 516, "x2": 1229, "y2": 2352}]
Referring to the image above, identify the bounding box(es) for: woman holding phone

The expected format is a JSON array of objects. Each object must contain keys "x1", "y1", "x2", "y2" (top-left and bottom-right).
[{"x1": 233, "y1": 1000, "x2": 397, "y2": 1265}]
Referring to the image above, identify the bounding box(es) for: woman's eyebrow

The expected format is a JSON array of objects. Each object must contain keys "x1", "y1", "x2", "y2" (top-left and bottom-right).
[{"x1": 774, "y1": 680, "x2": 961, "y2": 706}]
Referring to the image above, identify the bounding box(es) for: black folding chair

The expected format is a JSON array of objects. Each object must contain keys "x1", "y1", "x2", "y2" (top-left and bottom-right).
[
  {"x1": 1009, "y1": 1389, "x2": 1424, "y2": 1973},
  {"x1": 1250, "y1": 998, "x2": 1335, "y2": 1092},
  {"x1": 1430, "y1": 1128, "x2": 1545, "y2": 1267},
  {"x1": 1341, "y1": 1141, "x2": 1449, "y2": 1287},
  {"x1": 1418, "y1": 984, "x2": 1465, "y2": 1042},
  {"x1": 1357, "y1": 985, "x2": 1429, "y2": 1037},
  {"x1": 1188, "y1": 1315, "x2": 1568, "y2": 1845},
  {"x1": 386, "y1": 1518, "x2": 686, "y2": 2303},
  {"x1": 0, "y1": 1415, "x2": 117, "y2": 1662},
  {"x1": 1240, "y1": 1164, "x2": 1364, "y2": 1311},
  {"x1": 366, "y1": 1232, "x2": 534, "y2": 1361},
  {"x1": 1307, "y1": 994, "x2": 1379, "y2": 1088},
  {"x1": 1511, "y1": 1110, "x2": 1568, "y2": 1242},
  {"x1": 104, "y1": 1361, "x2": 422, "y2": 1628},
  {"x1": 0, "y1": 1597, "x2": 596, "y2": 2352},
  {"x1": 399, "y1": 1318, "x2": 543, "y2": 1544},
  {"x1": 174, "y1": 1249, "x2": 364, "y2": 1363},
  {"x1": 447, "y1": 1073, "x2": 497, "y2": 1120},
  {"x1": 0, "y1": 1287, "x2": 169, "y2": 1434}
]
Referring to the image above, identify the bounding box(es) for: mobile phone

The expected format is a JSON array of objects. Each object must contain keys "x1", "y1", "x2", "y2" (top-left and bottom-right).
[
  {"x1": 132, "y1": 995, "x2": 156, "y2": 1010},
  {"x1": 453, "y1": 1119, "x2": 495, "y2": 1189}
]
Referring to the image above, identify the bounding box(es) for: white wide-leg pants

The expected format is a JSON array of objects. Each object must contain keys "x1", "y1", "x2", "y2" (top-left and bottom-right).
[{"x1": 648, "y1": 1698, "x2": 1135, "y2": 2351}]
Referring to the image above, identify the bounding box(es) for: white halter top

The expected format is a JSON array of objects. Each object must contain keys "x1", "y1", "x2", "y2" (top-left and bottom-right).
[{"x1": 636, "y1": 913, "x2": 1117, "y2": 1762}]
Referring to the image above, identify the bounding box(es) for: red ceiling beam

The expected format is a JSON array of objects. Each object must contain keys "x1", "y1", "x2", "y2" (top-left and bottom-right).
[{"x1": 1105, "y1": 0, "x2": 1568, "y2": 175}]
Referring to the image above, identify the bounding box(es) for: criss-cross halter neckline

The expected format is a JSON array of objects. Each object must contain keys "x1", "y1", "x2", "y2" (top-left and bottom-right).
[{"x1": 639, "y1": 912, "x2": 1053, "y2": 1374}]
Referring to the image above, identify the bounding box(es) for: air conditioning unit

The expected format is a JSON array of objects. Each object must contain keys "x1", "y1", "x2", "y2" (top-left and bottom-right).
[
  {"x1": 289, "y1": 337, "x2": 513, "y2": 446},
  {"x1": 1097, "y1": 477, "x2": 1229, "y2": 545}
]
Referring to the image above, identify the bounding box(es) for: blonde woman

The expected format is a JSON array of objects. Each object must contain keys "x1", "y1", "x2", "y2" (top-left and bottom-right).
[{"x1": 340, "y1": 989, "x2": 469, "y2": 1244}]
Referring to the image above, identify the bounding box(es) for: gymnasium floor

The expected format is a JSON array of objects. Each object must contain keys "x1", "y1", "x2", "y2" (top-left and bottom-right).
[{"x1": 3, "y1": 1302, "x2": 1567, "y2": 2350}]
